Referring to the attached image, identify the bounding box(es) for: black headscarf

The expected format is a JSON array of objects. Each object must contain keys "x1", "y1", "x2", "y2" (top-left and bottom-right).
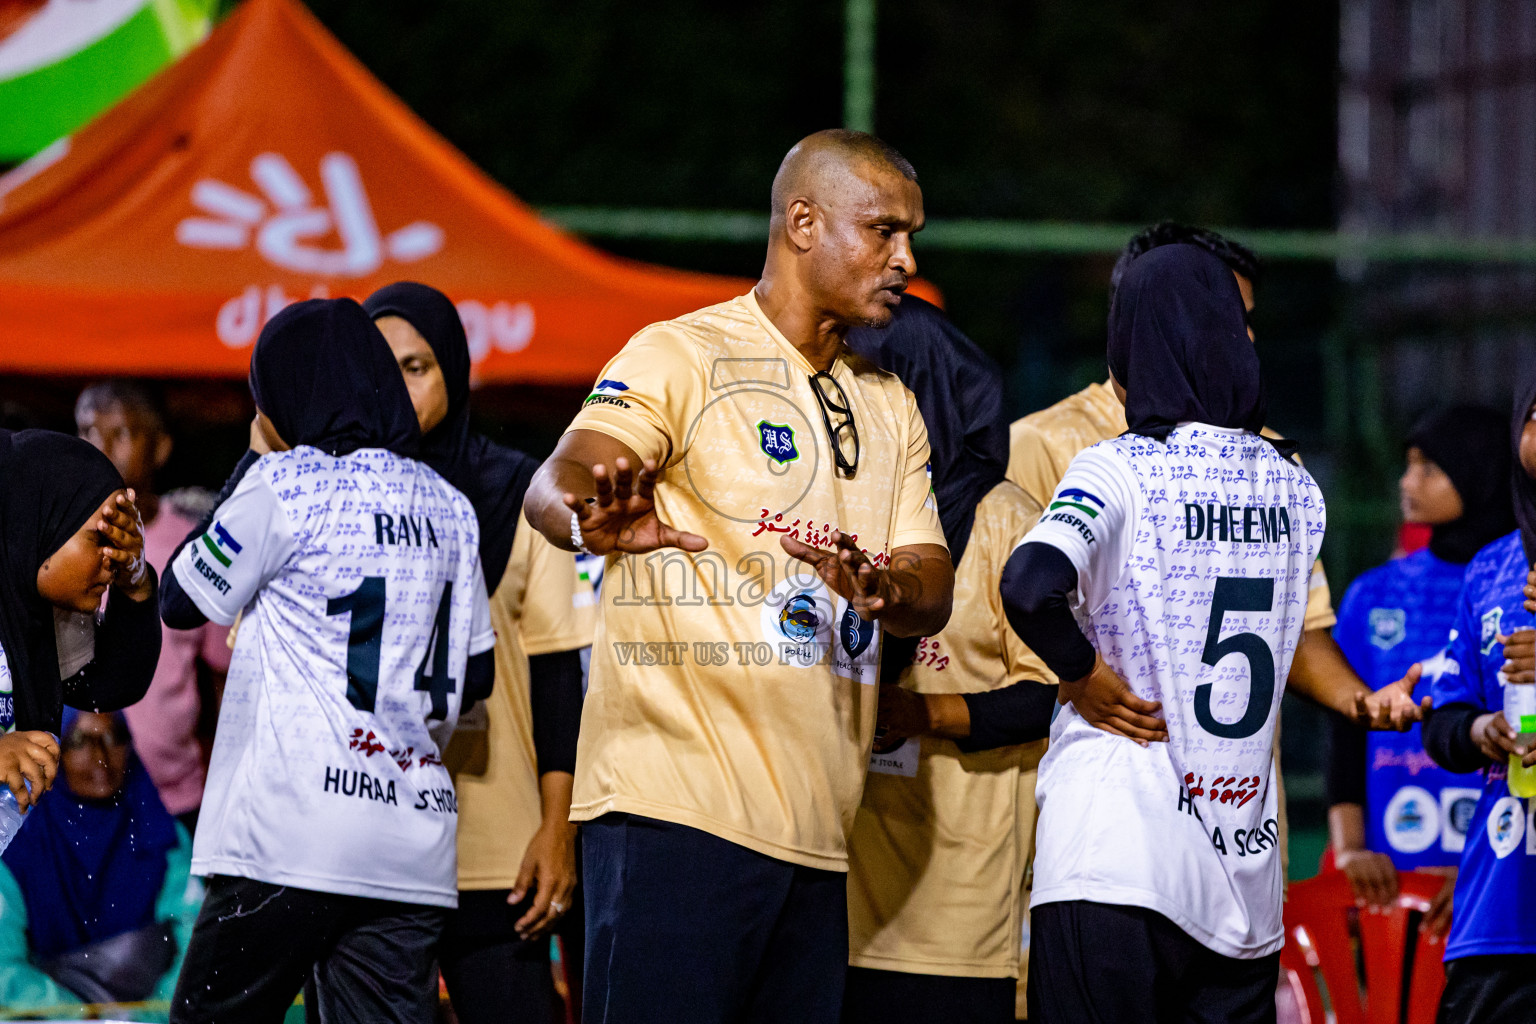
[
  {"x1": 0, "y1": 430, "x2": 125, "y2": 732},
  {"x1": 1511, "y1": 379, "x2": 1536, "y2": 566},
  {"x1": 249, "y1": 298, "x2": 420, "y2": 458},
  {"x1": 1107, "y1": 244, "x2": 1289, "y2": 457},
  {"x1": 1406, "y1": 405, "x2": 1513, "y2": 564},
  {"x1": 363, "y1": 283, "x2": 538, "y2": 591},
  {"x1": 846, "y1": 294, "x2": 1008, "y2": 564}
]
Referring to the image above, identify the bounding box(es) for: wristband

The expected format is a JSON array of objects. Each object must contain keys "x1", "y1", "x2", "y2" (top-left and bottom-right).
[{"x1": 570, "y1": 510, "x2": 595, "y2": 556}]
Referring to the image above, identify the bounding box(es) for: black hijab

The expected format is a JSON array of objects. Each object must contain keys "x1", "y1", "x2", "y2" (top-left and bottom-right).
[
  {"x1": 1511, "y1": 379, "x2": 1536, "y2": 566},
  {"x1": 0, "y1": 430, "x2": 125, "y2": 733},
  {"x1": 845, "y1": 294, "x2": 1008, "y2": 564},
  {"x1": 1406, "y1": 405, "x2": 1513, "y2": 564},
  {"x1": 1108, "y1": 244, "x2": 1285, "y2": 455},
  {"x1": 363, "y1": 283, "x2": 538, "y2": 592},
  {"x1": 249, "y1": 298, "x2": 420, "y2": 458}
]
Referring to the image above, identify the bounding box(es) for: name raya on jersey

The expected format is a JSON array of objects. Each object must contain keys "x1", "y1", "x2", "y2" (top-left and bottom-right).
[
  {"x1": 1023, "y1": 425, "x2": 1325, "y2": 959},
  {"x1": 1426, "y1": 531, "x2": 1536, "y2": 960},
  {"x1": 171, "y1": 447, "x2": 494, "y2": 908}
]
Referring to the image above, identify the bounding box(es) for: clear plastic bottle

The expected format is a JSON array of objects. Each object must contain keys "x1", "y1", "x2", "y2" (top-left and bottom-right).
[
  {"x1": 0, "y1": 786, "x2": 26, "y2": 854},
  {"x1": 1506, "y1": 677, "x2": 1536, "y2": 798}
]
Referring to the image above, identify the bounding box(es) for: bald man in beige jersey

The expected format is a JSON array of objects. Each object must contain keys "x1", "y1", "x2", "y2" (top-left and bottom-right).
[{"x1": 525, "y1": 130, "x2": 954, "y2": 1024}]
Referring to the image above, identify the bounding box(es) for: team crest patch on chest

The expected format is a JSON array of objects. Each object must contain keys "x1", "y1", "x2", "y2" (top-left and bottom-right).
[
  {"x1": 1368, "y1": 608, "x2": 1406, "y2": 651},
  {"x1": 1480, "y1": 606, "x2": 1504, "y2": 655},
  {"x1": 757, "y1": 421, "x2": 799, "y2": 465}
]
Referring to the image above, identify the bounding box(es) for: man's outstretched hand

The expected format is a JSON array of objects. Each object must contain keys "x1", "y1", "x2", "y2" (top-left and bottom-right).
[
  {"x1": 781, "y1": 530, "x2": 892, "y2": 620},
  {"x1": 564, "y1": 457, "x2": 708, "y2": 556},
  {"x1": 1353, "y1": 663, "x2": 1431, "y2": 731},
  {"x1": 1061, "y1": 653, "x2": 1168, "y2": 746}
]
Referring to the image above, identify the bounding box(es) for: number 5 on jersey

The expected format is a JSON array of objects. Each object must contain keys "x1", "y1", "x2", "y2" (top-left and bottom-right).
[
  {"x1": 327, "y1": 577, "x2": 459, "y2": 720},
  {"x1": 1197, "y1": 576, "x2": 1277, "y2": 740}
]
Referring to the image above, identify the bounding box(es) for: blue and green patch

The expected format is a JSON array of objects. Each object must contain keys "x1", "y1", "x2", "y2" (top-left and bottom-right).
[
  {"x1": 1049, "y1": 487, "x2": 1105, "y2": 519},
  {"x1": 198, "y1": 522, "x2": 243, "y2": 567}
]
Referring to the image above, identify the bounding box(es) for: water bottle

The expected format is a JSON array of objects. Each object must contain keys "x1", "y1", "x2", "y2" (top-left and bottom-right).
[
  {"x1": 0, "y1": 785, "x2": 27, "y2": 855},
  {"x1": 1506, "y1": 676, "x2": 1536, "y2": 798}
]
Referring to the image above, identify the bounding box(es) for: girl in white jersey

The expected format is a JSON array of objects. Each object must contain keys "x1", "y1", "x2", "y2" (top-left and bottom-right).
[
  {"x1": 162, "y1": 299, "x2": 495, "y2": 1024},
  {"x1": 1000, "y1": 245, "x2": 1425, "y2": 1024}
]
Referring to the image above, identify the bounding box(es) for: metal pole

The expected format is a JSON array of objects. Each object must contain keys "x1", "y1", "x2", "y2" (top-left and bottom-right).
[{"x1": 844, "y1": 0, "x2": 876, "y2": 133}]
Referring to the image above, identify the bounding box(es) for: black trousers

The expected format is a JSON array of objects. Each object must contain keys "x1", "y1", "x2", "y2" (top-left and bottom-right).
[
  {"x1": 169, "y1": 875, "x2": 446, "y2": 1024},
  {"x1": 439, "y1": 888, "x2": 560, "y2": 1024},
  {"x1": 1436, "y1": 954, "x2": 1536, "y2": 1024},
  {"x1": 842, "y1": 965, "x2": 1017, "y2": 1024},
  {"x1": 1028, "y1": 901, "x2": 1277, "y2": 1024},
  {"x1": 582, "y1": 813, "x2": 848, "y2": 1024}
]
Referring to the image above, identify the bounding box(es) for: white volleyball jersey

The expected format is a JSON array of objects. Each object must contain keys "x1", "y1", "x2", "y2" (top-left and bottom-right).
[
  {"x1": 1022, "y1": 424, "x2": 1324, "y2": 958},
  {"x1": 171, "y1": 446, "x2": 494, "y2": 908}
]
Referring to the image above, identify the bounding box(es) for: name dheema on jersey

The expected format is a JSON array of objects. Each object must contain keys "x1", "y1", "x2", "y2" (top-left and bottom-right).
[{"x1": 1026, "y1": 426, "x2": 1325, "y2": 959}]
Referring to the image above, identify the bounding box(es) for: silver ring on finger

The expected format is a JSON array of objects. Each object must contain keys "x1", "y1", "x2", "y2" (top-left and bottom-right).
[{"x1": 550, "y1": 901, "x2": 567, "y2": 915}]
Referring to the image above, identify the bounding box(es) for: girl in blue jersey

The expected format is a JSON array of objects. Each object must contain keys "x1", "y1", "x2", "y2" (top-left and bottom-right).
[
  {"x1": 1422, "y1": 380, "x2": 1536, "y2": 1024},
  {"x1": 1326, "y1": 406, "x2": 1511, "y2": 931}
]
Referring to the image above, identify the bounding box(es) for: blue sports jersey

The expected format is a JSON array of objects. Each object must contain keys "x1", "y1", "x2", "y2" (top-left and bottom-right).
[
  {"x1": 1427, "y1": 531, "x2": 1536, "y2": 961},
  {"x1": 1334, "y1": 549, "x2": 1482, "y2": 869}
]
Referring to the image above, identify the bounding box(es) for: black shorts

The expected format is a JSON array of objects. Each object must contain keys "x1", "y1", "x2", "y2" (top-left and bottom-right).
[
  {"x1": 582, "y1": 813, "x2": 848, "y2": 1024},
  {"x1": 1436, "y1": 954, "x2": 1536, "y2": 1024},
  {"x1": 170, "y1": 875, "x2": 446, "y2": 1024},
  {"x1": 842, "y1": 965, "x2": 1017, "y2": 1024},
  {"x1": 1028, "y1": 900, "x2": 1278, "y2": 1024},
  {"x1": 439, "y1": 888, "x2": 557, "y2": 1024}
]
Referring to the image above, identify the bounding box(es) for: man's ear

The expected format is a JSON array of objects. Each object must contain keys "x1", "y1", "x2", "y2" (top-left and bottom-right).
[
  {"x1": 154, "y1": 432, "x2": 173, "y2": 472},
  {"x1": 784, "y1": 197, "x2": 817, "y2": 254}
]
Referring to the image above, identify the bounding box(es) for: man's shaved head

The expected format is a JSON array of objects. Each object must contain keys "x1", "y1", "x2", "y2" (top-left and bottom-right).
[
  {"x1": 770, "y1": 129, "x2": 917, "y2": 218},
  {"x1": 760, "y1": 130, "x2": 923, "y2": 334}
]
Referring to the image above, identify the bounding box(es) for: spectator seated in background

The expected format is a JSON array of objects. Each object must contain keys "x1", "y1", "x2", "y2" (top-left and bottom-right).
[
  {"x1": 0, "y1": 709, "x2": 200, "y2": 1018},
  {"x1": 77, "y1": 382, "x2": 230, "y2": 836}
]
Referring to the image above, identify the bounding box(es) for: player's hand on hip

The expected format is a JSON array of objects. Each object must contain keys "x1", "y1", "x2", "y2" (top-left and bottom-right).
[
  {"x1": 1354, "y1": 663, "x2": 1431, "y2": 731},
  {"x1": 1335, "y1": 848, "x2": 1399, "y2": 909},
  {"x1": 97, "y1": 489, "x2": 153, "y2": 602},
  {"x1": 781, "y1": 530, "x2": 891, "y2": 619},
  {"x1": 510, "y1": 818, "x2": 578, "y2": 941},
  {"x1": 564, "y1": 457, "x2": 708, "y2": 556},
  {"x1": 1471, "y1": 710, "x2": 1536, "y2": 767},
  {"x1": 0, "y1": 731, "x2": 59, "y2": 812},
  {"x1": 1059, "y1": 653, "x2": 1167, "y2": 746},
  {"x1": 1500, "y1": 629, "x2": 1536, "y2": 683},
  {"x1": 1524, "y1": 565, "x2": 1536, "y2": 614},
  {"x1": 876, "y1": 684, "x2": 932, "y2": 741}
]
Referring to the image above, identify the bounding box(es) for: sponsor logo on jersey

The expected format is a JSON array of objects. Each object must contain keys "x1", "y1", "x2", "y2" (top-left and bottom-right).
[
  {"x1": 199, "y1": 522, "x2": 243, "y2": 567},
  {"x1": 1383, "y1": 785, "x2": 1439, "y2": 854},
  {"x1": 778, "y1": 593, "x2": 821, "y2": 643},
  {"x1": 758, "y1": 421, "x2": 799, "y2": 465},
  {"x1": 1369, "y1": 607, "x2": 1407, "y2": 651},
  {"x1": 1441, "y1": 787, "x2": 1481, "y2": 853},
  {"x1": 1486, "y1": 795, "x2": 1525, "y2": 859},
  {"x1": 1050, "y1": 487, "x2": 1105, "y2": 518},
  {"x1": 584, "y1": 379, "x2": 631, "y2": 408},
  {"x1": 840, "y1": 604, "x2": 875, "y2": 657},
  {"x1": 1480, "y1": 606, "x2": 1504, "y2": 655}
]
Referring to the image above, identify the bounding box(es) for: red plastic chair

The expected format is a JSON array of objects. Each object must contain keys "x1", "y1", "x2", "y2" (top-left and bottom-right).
[{"x1": 1280, "y1": 871, "x2": 1448, "y2": 1024}]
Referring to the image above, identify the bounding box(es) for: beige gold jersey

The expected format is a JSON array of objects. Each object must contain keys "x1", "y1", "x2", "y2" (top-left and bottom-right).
[
  {"x1": 446, "y1": 512, "x2": 597, "y2": 889},
  {"x1": 848, "y1": 481, "x2": 1053, "y2": 978},
  {"x1": 566, "y1": 291, "x2": 948, "y2": 870},
  {"x1": 1006, "y1": 381, "x2": 1337, "y2": 632}
]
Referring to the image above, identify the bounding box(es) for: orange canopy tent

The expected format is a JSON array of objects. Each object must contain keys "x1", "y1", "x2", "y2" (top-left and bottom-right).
[{"x1": 0, "y1": 0, "x2": 755, "y2": 384}]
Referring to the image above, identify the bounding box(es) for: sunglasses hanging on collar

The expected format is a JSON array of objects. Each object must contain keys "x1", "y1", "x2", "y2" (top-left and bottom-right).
[{"x1": 809, "y1": 371, "x2": 860, "y2": 478}]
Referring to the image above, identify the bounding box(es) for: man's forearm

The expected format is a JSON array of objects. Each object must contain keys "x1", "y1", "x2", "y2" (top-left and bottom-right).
[
  {"x1": 525, "y1": 456, "x2": 594, "y2": 551},
  {"x1": 540, "y1": 770, "x2": 575, "y2": 827},
  {"x1": 1287, "y1": 630, "x2": 1369, "y2": 718},
  {"x1": 879, "y1": 550, "x2": 953, "y2": 637}
]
